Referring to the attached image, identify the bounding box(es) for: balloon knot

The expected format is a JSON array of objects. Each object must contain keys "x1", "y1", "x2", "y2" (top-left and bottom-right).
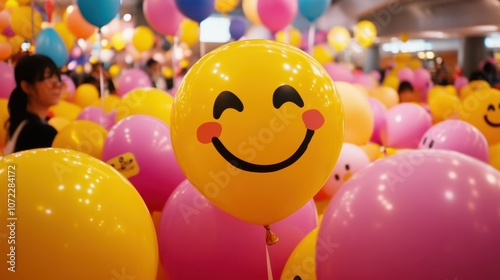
[{"x1": 264, "y1": 225, "x2": 279, "y2": 246}]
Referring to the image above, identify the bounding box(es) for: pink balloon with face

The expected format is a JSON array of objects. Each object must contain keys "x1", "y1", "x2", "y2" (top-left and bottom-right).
[
  {"x1": 315, "y1": 143, "x2": 370, "y2": 201},
  {"x1": 419, "y1": 119, "x2": 490, "y2": 162}
]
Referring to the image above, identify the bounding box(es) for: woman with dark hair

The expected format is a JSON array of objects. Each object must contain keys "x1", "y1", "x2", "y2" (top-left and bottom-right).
[{"x1": 3, "y1": 54, "x2": 63, "y2": 155}]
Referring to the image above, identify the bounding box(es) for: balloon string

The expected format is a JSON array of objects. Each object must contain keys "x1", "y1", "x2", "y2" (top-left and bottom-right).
[
  {"x1": 265, "y1": 242, "x2": 274, "y2": 280},
  {"x1": 171, "y1": 35, "x2": 178, "y2": 91},
  {"x1": 308, "y1": 23, "x2": 316, "y2": 55},
  {"x1": 30, "y1": 0, "x2": 35, "y2": 49},
  {"x1": 97, "y1": 28, "x2": 105, "y2": 109}
]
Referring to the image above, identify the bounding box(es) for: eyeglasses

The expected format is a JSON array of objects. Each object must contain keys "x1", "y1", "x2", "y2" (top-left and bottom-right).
[{"x1": 41, "y1": 75, "x2": 64, "y2": 87}]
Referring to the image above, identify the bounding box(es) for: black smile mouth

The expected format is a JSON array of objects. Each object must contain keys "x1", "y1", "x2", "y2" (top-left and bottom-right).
[
  {"x1": 211, "y1": 129, "x2": 315, "y2": 173},
  {"x1": 484, "y1": 115, "x2": 500, "y2": 127}
]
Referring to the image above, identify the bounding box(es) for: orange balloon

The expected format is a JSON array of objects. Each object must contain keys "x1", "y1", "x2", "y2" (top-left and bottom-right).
[
  {"x1": 0, "y1": 10, "x2": 9, "y2": 30},
  {"x1": 64, "y1": 5, "x2": 96, "y2": 40},
  {"x1": 0, "y1": 41, "x2": 11, "y2": 60}
]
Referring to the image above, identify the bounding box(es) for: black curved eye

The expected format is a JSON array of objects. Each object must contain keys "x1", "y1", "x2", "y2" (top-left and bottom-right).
[
  {"x1": 294, "y1": 276, "x2": 302, "y2": 280},
  {"x1": 273, "y1": 85, "x2": 304, "y2": 109},
  {"x1": 345, "y1": 164, "x2": 350, "y2": 171},
  {"x1": 213, "y1": 91, "x2": 244, "y2": 119},
  {"x1": 334, "y1": 174, "x2": 340, "y2": 181},
  {"x1": 422, "y1": 137, "x2": 427, "y2": 145},
  {"x1": 488, "y1": 104, "x2": 495, "y2": 112},
  {"x1": 429, "y1": 140, "x2": 435, "y2": 148}
]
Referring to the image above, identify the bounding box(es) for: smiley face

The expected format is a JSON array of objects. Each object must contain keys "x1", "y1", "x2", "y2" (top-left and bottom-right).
[
  {"x1": 170, "y1": 40, "x2": 344, "y2": 225},
  {"x1": 460, "y1": 88, "x2": 500, "y2": 145}
]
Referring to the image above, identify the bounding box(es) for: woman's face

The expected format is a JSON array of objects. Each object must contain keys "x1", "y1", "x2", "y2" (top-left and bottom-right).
[{"x1": 30, "y1": 68, "x2": 63, "y2": 107}]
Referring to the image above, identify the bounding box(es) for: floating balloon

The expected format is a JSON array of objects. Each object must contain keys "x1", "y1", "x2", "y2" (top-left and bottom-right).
[
  {"x1": 381, "y1": 103, "x2": 432, "y2": 149},
  {"x1": 115, "y1": 87, "x2": 174, "y2": 126},
  {"x1": 317, "y1": 150, "x2": 500, "y2": 280},
  {"x1": 368, "y1": 97, "x2": 387, "y2": 144},
  {"x1": 159, "y1": 180, "x2": 318, "y2": 280},
  {"x1": 49, "y1": 100, "x2": 82, "y2": 121},
  {"x1": 77, "y1": 106, "x2": 116, "y2": 130},
  {"x1": 419, "y1": 120, "x2": 489, "y2": 162},
  {"x1": 179, "y1": 19, "x2": 199, "y2": 47},
  {"x1": 257, "y1": 0, "x2": 298, "y2": 33},
  {"x1": 312, "y1": 45, "x2": 333, "y2": 65},
  {"x1": 77, "y1": 0, "x2": 121, "y2": 28},
  {"x1": 281, "y1": 228, "x2": 319, "y2": 280},
  {"x1": 132, "y1": 26, "x2": 155, "y2": 53},
  {"x1": 215, "y1": 0, "x2": 240, "y2": 14},
  {"x1": 174, "y1": 0, "x2": 215, "y2": 23},
  {"x1": 64, "y1": 5, "x2": 96, "y2": 39},
  {"x1": 323, "y1": 63, "x2": 353, "y2": 83},
  {"x1": 369, "y1": 86, "x2": 399, "y2": 109},
  {"x1": 73, "y1": 84, "x2": 100, "y2": 108},
  {"x1": 144, "y1": 0, "x2": 183, "y2": 36},
  {"x1": 0, "y1": 149, "x2": 158, "y2": 280},
  {"x1": 327, "y1": 26, "x2": 350, "y2": 52},
  {"x1": 103, "y1": 115, "x2": 186, "y2": 212},
  {"x1": 275, "y1": 27, "x2": 302, "y2": 47},
  {"x1": 0, "y1": 62, "x2": 15, "y2": 99},
  {"x1": 60, "y1": 74, "x2": 76, "y2": 101},
  {"x1": 54, "y1": 22, "x2": 75, "y2": 51},
  {"x1": 298, "y1": 0, "x2": 329, "y2": 22},
  {"x1": 171, "y1": 40, "x2": 344, "y2": 226},
  {"x1": 354, "y1": 20, "x2": 377, "y2": 48},
  {"x1": 52, "y1": 120, "x2": 108, "y2": 159},
  {"x1": 35, "y1": 28, "x2": 68, "y2": 68},
  {"x1": 242, "y1": 0, "x2": 262, "y2": 25},
  {"x1": 229, "y1": 16, "x2": 248, "y2": 41},
  {"x1": 116, "y1": 69, "x2": 153, "y2": 97},
  {"x1": 10, "y1": 6, "x2": 42, "y2": 39}
]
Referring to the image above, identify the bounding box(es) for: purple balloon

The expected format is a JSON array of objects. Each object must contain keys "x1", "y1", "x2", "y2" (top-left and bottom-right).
[
  {"x1": 381, "y1": 103, "x2": 432, "y2": 149},
  {"x1": 76, "y1": 106, "x2": 116, "y2": 130},
  {"x1": 70, "y1": 46, "x2": 82, "y2": 59},
  {"x1": 419, "y1": 119, "x2": 489, "y2": 162},
  {"x1": 116, "y1": 68, "x2": 153, "y2": 97},
  {"x1": 102, "y1": 115, "x2": 186, "y2": 212},
  {"x1": 61, "y1": 74, "x2": 75, "y2": 96},
  {"x1": 229, "y1": 16, "x2": 248, "y2": 41},
  {"x1": 2, "y1": 25, "x2": 14, "y2": 37},
  {"x1": 368, "y1": 97, "x2": 387, "y2": 145},
  {"x1": 143, "y1": 0, "x2": 183, "y2": 36},
  {"x1": 159, "y1": 179, "x2": 318, "y2": 280},
  {"x1": 318, "y1": 149, "x2": 500, "y2": 280},
  {"x1": 0, "y1": 62, "x2": 15, "y2": 99},
  {"x1": 323, "y1": 63, "x2": 354, "y2": 83}
]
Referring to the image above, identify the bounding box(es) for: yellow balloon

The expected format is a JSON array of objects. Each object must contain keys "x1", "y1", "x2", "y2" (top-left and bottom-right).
[
  {"x1": 370, "y1": 86, "x2": 399, "y2": 108},
  {"x1": 179, "y1": 19, "x2": 199, "y2": 47},
  {"x1": 312, "y1": 45, "x2": 333, "y2": 65},
  {"x1": 0, "y1": 98, "x2": 8, "y2": 148},
  {"x1": 132, "y1": 26, "x2": 155, "y2": 53},
  {"x1": 73, "y1": 83, "x2": 100, "y2": 108},
  {"x1": 327, "y1": 26, "x2": 350, "y2": 52},
  {"x1": 409, "y1": 58, "x2": 422, "y2": 70},
  {"x1": 460, "y1": 88, "x2": 500, "y2": 145},
  {"x1": 102, "y1": 94, "x2": 121, "y2": 113},
  {"x1": 0, "y1": 149, "x2": 158, "y2": 280},
  {"x1": 382, "y1": 75, "x2": 400, "y2": 91},
  {"x1": 242, "y1": 0, "x2": 261, "y2": 25},
  {"x1": 115, "y1": 88, "x2": 173, "y2": 126},
  {"x1": 394, "y1": 52, "x2": 412, "y2": 65},
  {"x1": 428, "y1": 85, "x2": 452, "y2": 101},
  {"x1": 490, "y1": 143, "x2": 500, "y2": 171},
  {"x1": 281, "y1": 228, "x2": 319, "y2": 280},
  {"x1": 163, "y1": 67, "x2": 173, "y2": 79},
  {"x1": 5, "y1": 0, "x2": 18, "y2": 12},
  {"x1": 49, "y1": 100, "x2": 82, "y2": 120},
  {"x1": 460, "y1": 80, "x2": 490, "y2": 100},
  {"x1": 360, "y1": 142, "x2": 385, "y2": 162},
  {"x1": 47, "y1": 117, "x2": 71, "y2": 131},
  {"x1": 7, "y1": 35, "x2": 24, "y2": 56},
  {"x1": 52, "y1": 120, "x2": 108, "y2": 159},
  {"x1": 54, "y1": 22, "x2": 75, "y2": 51},
  {"x1": 16, "y1": 0, "x2": 29, "y2": 5},
  {"x1": 215, "y1": 0, "x2": 240, "y2": 14},
  {"x1": 10, "y1": 6, "x2": 42, "y2": 39},
  {"x1": 400, "y1": 32, "x2": 409, "y2": 43},
  {"x1": 276, "y1": 28, "x2": 302, "y2": 47},
  {"x1": 111, "y1": 31, "x2": 126, "y2": 51},
  {"x1": 354, "y1": 20, "x2": 377, "y2": 48},
  {"x1": 171, "y1": 40, "x2": 344, "y2": 226},
  {"x1": 109, "y1": 64, "x2": 121, "y2": 78},
  {"x1": 336, "y1": 81, "x2": 374, "y2": 145},
  {"x1": 428, "y1": 93, "x2": 460, "y2": 123}
]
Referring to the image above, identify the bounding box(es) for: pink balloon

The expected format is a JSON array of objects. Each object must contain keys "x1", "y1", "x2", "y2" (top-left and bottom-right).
[
  {"x1": 257, "y1": 0, "x2": 298, "y2": 33},
  {"x1": 102, "y1": 115, "x2": 186, "y2": 212},
  {"x1": 413, "y1": 68, "x2": 431, "y2": 92},
  {"x1": 454, "y1": 76, "x2": 469, "y2": 93},
  {"x1": 0, "y1": 62, "x2": 15, "y2": 99},
  {"x1": 315, "y1": 143, "x2": 370, "y2": 201},
  {"x1": 381, "y1": 103, "x2": 432, "y2": 149},
  {"x1": 61, "y1": 74, "x2": 75, "y2": 96},
  {"x1": 368, "y1": 97, "x2": 387, "y2": 145},
  {"x1": 70, "y1": 46, "x2": 82, "y2": 59},
  {"x1": 117, "y1": 69, "x2": 153, "y2": 97},
  {"x1": 419, "y1": 119, "x2": 489, "y2": 162},
  {"x1": 352, "y1": 73, "x2": 377, "y2": 89},
  {"x1": 317, "y1": 150, "x2": 500, "y2": 280},
  {"x1": 159, "y1": 180, "x2": 318, "y2": 280},
  {"x1": 397, "y1": 67, "x2": 415, "y2": 86},
  {"x1": 323, "y1": 63, "x2": 354, "y2": 83},
  {"x1": 143, "y1": 0, "x2": 183, "y2": 36},
  {"x1": 2, "y1": 25, "x2": 14, "y2": 37},
  {"x1": 76, "y1": 106, "x2": 116, "y2": 130},
  {"x1": 370, "y1": 70, "x2": 381, "y2": 83}
]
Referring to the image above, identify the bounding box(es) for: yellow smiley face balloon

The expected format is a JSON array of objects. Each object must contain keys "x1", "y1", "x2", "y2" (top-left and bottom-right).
[
  {"x1": 171, "y1": 40, "x2": 344, "y2": 226},
  {"x1": 460, "y1": 88, "x2": 500, "y2": 145}
]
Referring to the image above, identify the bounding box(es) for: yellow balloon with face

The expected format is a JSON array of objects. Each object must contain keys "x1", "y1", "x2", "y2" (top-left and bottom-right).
[
  {"x1": 170, "y1": 40, "x2": 344, "y2": 226},
  {"x1": 460, "y1": 88, "x2": 500, "y2": 145}
]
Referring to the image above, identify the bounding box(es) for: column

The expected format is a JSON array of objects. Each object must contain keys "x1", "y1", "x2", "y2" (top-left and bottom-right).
[
  {"x1": 363, "y1": 44, "x2": 381, "y2": 73},
  {"x1": 460, "y1": 36, "x2": 487, "y2": 79}
]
